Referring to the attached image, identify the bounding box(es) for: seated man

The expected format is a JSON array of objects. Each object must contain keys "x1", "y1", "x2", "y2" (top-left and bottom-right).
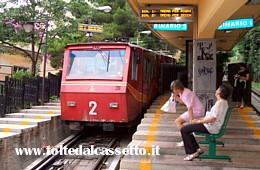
[{"x1": 180, "y1": 85, "x2": 230, "y2": 161}]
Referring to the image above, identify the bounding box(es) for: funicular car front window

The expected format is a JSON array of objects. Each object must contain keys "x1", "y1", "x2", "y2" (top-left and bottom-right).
[{"x1": 67, "y1": 50, "x2": 125, "y2": 77}]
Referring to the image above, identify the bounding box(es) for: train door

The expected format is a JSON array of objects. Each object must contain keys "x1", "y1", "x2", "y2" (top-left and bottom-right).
[
  {"x1": 142, "y1": 50, "x2": 158, "y2": 109},
  {"x1": 127, "y1": 47, "x2": 143, "y2": 120}
]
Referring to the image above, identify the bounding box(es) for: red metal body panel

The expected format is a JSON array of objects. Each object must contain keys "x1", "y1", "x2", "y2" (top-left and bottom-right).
[{"x1": 61, "y1": 92, "x2": 127, "y2": 122}]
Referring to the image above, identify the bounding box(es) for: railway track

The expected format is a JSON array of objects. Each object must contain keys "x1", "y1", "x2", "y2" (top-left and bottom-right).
[
  {"x1": 29, "y1": 129, "x2": 121, "y2": 170},
  {"x1": 251, "y1": 87, "x2": 260, "y2": 114}
]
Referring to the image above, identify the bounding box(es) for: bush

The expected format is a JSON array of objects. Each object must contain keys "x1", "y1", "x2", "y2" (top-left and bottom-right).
[
  {"x1": 252, "y1": 82, "x2": 260, "y2": 89},
  {"x1": 12, "y1": 70, "x2": 34, "y2": 80},
  {"x1": 50, "y1": 95, "x2": 58, "y2": 101}
]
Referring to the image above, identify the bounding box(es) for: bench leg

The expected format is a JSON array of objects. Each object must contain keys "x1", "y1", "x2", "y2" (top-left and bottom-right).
[
  {"x1": 199, "y1": 155, "x2": 231, "y2": 161},
  {"x1": 199, "y1": 140, "x2": 231, "y2": 161}
]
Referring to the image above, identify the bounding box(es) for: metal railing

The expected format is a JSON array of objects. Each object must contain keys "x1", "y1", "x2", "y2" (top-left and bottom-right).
[{"x1": 0, "y1": 72, "x2": 61, "y2": 116}]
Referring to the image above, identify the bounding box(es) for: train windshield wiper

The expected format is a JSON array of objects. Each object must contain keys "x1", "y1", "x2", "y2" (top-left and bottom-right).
[
  {"x1": 106, "y1": 51, "x2": 110, "y2": 72},
  {"x1": 97, "y1": 50, "x2": 108, "y2": 66},
  {"x1": 97, "y1": 50, "x2": 111, "y2": 72}
]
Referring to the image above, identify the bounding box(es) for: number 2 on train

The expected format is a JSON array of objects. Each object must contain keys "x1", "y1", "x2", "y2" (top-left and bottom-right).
[{"x1": 89, "y1": 101, "x2": 97, "y2": 115}]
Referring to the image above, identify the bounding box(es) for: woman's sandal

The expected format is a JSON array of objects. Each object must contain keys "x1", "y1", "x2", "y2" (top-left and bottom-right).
[{"x1": 184, "y1": 149, "x2": 204, "y2": 161}]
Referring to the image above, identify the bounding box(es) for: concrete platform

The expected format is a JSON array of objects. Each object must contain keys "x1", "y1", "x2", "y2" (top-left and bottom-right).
[
  {"x1": 128, "y1": 140, "x2": 260, "y2": 158},
  {"x1": 137, "y1": 123, "x2": 259, "y2": 135},
  {"x1": 0, "y1": 101, "x2": 71, "y2": 170},
  {"x1": 5, "y1": 113, "x2": 60, "y2": 119},
  {"x1": 132, "y1": 130, "x2": 260, "y2": 145},
  {"x1": 0, "y1": 124, "x2": 36, "y2": 133},
  {"x1": 0, "y1": 117, "x2": 51, "y2": 125},
  {"x1": 0, "y1": 131, "x2": 20, "y2": 139},
  {"x1": 120, "y1": 92, "x2": 260, "y2": 170},
  {"x1": 141, "y1": 118, "x2": 260, "y2": 128},
  {"x1": 143, "y1": 113, "x2": 260, "y2": 126},
  {"x1": 121, "y1": 155, "x2": 260, "y2": 170},
  {"x1": 44, "y1": 102, "x2": 61, "y2": 106},
  {"x1": 20, "y1": 109, "x2": 61, "y2": 114},
  {"x1": 31, "y1": 105, "x2": 61, "y2": 110}
]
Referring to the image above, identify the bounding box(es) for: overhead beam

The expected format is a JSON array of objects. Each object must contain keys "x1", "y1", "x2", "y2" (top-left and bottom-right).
[{"x1": 198, "y1": 0, "x2": 247, "y2": 38}]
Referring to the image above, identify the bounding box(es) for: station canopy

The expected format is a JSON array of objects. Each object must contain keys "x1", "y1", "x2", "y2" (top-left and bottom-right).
[{"x1": 126, "y1": 0, "x2": 260, "y2": 51}]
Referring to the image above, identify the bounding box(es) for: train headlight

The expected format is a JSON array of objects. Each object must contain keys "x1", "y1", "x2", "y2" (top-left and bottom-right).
[
  {"x1": 109, "y1": 102, "x2": 118, "y2": 108},
  {"x1": 67, "y1": 101, "x2": 76, "y2": 107}
]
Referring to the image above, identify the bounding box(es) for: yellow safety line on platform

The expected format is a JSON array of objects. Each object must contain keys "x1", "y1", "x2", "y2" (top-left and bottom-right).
[
  {"x1": 3, "y1": 128, "x2": 11, "y2": 132},
  {"x1": 140, "y1": 95, "x2": 169, "y2": 170},
  {"x1": 238, "y1": 107, "x2": 253, "y2": 115},
  {"x1": 140, "y1": 157, "x2": 152, "y2": 170},
  {"x1": 242, "y1": 115, "x2": 251, "y2": 121},
  {"x1": 36, "y1": 116, "x2": 42, "y2": 119},
  {"x1": 254, "y1": 129, "x2": 260, "y2": 135},
  {"x1": 238, "y1": 107, "x2": 260, "y2": 138},
  {"x1": 247, "y1": 122, "x2": 255, "y2": 128},
  {"x1": 48, "y1": 111, "x2": 54, "y2": 114},
  {"x1": 149, "y1": 124, "x2": 157, "y2": 131},
  {"x1": 21, "y1": 121, "x2": 28, "y2": 125},
  {"x1": 146, "y1": 131, "x2": 156, "y2": 141}
]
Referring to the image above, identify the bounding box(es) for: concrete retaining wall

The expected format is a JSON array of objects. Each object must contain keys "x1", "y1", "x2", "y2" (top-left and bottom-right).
[{"x1": 0, "y1": 117, "x2": 71, "y2": 170}]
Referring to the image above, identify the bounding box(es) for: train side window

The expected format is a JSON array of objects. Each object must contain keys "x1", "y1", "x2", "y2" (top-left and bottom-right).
[{"x1": 132, "y1": 51, "x2": 139, "y2": 80}]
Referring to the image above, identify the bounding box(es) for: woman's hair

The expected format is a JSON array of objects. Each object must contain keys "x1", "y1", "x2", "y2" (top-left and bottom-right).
[
  {"x1": 218, "y1": 85, "x2": 230, "y2": 100},
  {"x1": 239, "y1": 63, "x2": 247, "y2": 69},
  {"x1": 170, "y1": 80, "x2": 184, "y2": 91}
]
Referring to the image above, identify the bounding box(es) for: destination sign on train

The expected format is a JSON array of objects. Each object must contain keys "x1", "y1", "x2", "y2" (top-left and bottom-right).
[
  {"x1": 139, "y1": 6, "x2": 193, "y2": 23},
  {"x1": 217, "y1": 18, "x2": 254, "y2": 30},
  {"x1": 153, "y1": 23, "x2": 188, "y2": 31},
  {"x1": 78, "y1": 24, "x2": 103, "y2": 33}
]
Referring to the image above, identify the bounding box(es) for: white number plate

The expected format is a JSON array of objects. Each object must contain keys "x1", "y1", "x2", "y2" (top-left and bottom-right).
[{"x1": 89, "y1": 101, "x2": 97, "y2": 115}]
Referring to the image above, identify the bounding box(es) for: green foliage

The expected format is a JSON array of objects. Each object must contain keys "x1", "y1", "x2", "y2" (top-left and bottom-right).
[
  {"x1": 50, "y1": 95, "x2": 58, "y2": 101},
  {"x1": 24, "y1": 102, "x2": 31, "y2": 109},
  {"x1": 252, "y1": 82, "x2": 260, "y2": 89},
  {"x1": 232, "y1": 24, "x2": 260, "y2": 82},
  {"x1": 0, "y1": 0, "x2": 67, "y2": 76},
  {"x1": 12, "y1": 70, "x2": 34, "y2": 80},
  {"x1": 178, "y1": 52, "x2": 186, "y2": 65}
]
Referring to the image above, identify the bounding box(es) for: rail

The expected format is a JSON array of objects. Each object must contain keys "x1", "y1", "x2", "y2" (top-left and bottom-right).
[
  {"x1": 30, "y1": 131, "x2": 84, "y2": 170},
  {"x1": 251, "y1": 87, "x2": 260, "y2": 114},
  {"x1": 28, "y1": 130, "x2": 120, "y2": 170},
  {"x1": 90, "y1": 136, "x2": 119, "y2": 170}
]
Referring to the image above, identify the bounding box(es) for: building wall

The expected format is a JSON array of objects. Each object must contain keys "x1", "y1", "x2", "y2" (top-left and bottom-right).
[
  {"x1": 0, "y1": 48, "x2": 59, "y2": 81},
  {"x1": 0, "y1": 51, "x2": 31, "y2": 81},
  {"x1": 39, "y1": 60, "x2": 61, "y2": 77}
]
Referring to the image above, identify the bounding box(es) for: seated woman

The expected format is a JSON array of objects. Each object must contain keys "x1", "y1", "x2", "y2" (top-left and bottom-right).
[
  {"x1": 180, "y1": 85, "x2": 230, "y2": 161},
  {"x1": 171, "y1": 80, "x2": 205, "y2": 147}
]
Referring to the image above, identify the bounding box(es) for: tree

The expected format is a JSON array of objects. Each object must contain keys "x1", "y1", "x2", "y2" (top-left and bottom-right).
[
  {"x1": 232, "y1": 24, "x2": 260, "y2": 82},
  {"x1": 0, "y1": 0, "x2": 69, "y2": 76},
  {"x1": 0, "y1": 0, "x2": 178, "y2": 74}
]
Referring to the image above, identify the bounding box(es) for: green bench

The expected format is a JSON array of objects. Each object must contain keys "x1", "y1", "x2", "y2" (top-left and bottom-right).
[{"x1": 194, "y1": 107, "x2": 232, "y2": 161}]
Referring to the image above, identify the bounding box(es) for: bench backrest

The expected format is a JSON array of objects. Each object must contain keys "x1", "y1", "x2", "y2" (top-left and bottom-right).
[{"x1": 216, "y1": 107, "x2": 232, "y2": 137}]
